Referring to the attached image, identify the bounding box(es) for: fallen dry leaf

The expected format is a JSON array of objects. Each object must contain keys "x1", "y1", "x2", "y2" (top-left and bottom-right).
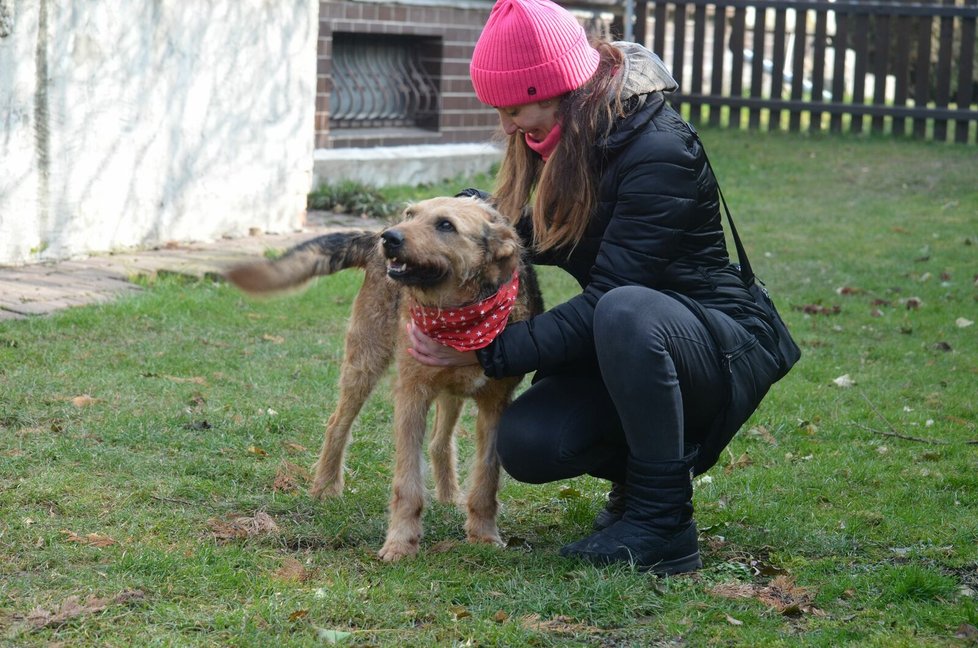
[
  {"x1": 449, "y1": 605, "x2": 471, "y2": 620},
  {"x1": 710, "y1": 576, "x2": 825, "y2": 617},
  {"x1": 955, "y1": 622, "x2": 978, "y2": 640},
  {"x1": 725, "y1": 452, "x2": 753, "y2": 473},
  {"x1": 262, "y1": 334, "x2": 285, "y2": 344},
  {"x1": 207, "y1": 512, "x2": 279, "y2": 541},
  {"x1": 797, "y1": 303, "x2": 841, "y2": 316},
  {"x1": 725, "y1": 613, "x2": 744, "y2": 626},
  {"x1": 62, "y1": 530, "x2": 117, "y2": 548},
  {"x1": 832, "y1": 374, "x2": 855, "y2": 388},
  {"x1": 274, "y1": 557, "x2": 313, "y2": 583},
  {"x1": 19, "y1": 590, "x2": 144, "y2": 630},
  {"x1": 70, "y1": 395, "x2": 99, "y2": 408},
  {"x1": 282, "y1": 441, "x2": 307, "y2": 453},
  {"x1": 746, "y1": 425, "x2": 778, "y2": 445},
  {"x1": 163, "y1": 375, "x2": 207, "y2": 385},
  {"x1": 428, "y1": 539, "x2": 460, "y2": 554},
  {"x1": 521, "y1": 614, "x2": 602, "y2": 636},
  {"x1": 273, "y1": 461, "x2": 311, "y2": 493},
  {"x1": 956, "y1": 317, "x2": 974, "y2": 328}
]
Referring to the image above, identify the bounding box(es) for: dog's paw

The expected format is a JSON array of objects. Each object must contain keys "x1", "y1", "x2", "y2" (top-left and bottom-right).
[
  {"x1": 309, "y1": 477, "x2": 344, "y2": 500},
  {"x1": 465, "y1": 521, "x2": 503, "y2": 547},
  {"x1": 378, "y1": 538, "x2": 420, "y2": 562}
]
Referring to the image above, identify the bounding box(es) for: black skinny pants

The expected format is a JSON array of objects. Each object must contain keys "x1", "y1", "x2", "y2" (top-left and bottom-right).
[{"x1": 496, "y1": 286, "x2": 728, "y2": 484}]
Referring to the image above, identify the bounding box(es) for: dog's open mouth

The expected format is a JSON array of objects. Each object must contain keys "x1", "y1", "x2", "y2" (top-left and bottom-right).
[{"x1": 385, "y1": 258, "x2": 446, "y2": 286}]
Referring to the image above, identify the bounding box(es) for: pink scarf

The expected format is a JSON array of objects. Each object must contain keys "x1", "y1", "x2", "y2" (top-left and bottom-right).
[
  {"x1": 409, "y1": 272, "x2": 520, "y2": 351},
  {"x1": 524, "y1": 122, "x2": 562, "y2": 161}
]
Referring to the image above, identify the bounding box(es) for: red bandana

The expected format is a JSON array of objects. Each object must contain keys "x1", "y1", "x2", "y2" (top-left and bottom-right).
[{"x1": 409, "y1": 272, "x2": 520, "y2": 352}]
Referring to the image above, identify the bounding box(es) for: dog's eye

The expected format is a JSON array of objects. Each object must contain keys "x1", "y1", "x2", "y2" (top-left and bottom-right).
[{"x1": 435, "y1": 219, "x2": 456, "y2": 233}]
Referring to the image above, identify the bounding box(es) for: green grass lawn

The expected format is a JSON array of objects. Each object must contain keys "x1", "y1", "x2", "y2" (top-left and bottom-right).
[{"x1": 1, "y1": 130, "x2": 977, "y2": 646}]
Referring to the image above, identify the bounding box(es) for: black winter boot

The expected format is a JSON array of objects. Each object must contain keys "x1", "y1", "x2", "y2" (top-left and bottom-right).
[
  {"x1": 560, "y1": 451, "x2": 701, "y2": 575},
  {"x1": 593, "y1": 482, "x2": 627, "y2": 531}
]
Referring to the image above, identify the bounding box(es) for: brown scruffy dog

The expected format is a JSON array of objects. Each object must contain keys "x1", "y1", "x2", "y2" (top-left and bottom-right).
[{"x1": 226, "y1": 196, "x2": 543, "y2": 561}]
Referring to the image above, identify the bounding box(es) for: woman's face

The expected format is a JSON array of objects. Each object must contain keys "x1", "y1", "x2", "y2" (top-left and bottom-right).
[{"x1": 495, "y1": 98, "x2": 560, "y2": 142}]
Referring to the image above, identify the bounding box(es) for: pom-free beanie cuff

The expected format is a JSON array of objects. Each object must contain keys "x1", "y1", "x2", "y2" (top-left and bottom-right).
[{"x1": 470, "y1": 0, "x2": 600, "y2": 107}]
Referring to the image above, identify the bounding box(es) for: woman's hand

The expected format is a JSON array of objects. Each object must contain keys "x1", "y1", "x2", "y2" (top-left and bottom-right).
[{"x1": 406, "y1": 322, "x2": 480, "y2": 367}]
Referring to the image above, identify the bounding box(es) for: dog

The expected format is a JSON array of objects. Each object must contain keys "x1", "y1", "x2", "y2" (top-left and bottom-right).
[{"x1": 226, "y1": 196, "x2": 543, "y2": 561}]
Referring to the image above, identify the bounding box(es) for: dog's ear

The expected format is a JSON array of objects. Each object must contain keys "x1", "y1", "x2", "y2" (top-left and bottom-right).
[{"x1": 484, "y1": 220, "x2": 520, "y2": 277}]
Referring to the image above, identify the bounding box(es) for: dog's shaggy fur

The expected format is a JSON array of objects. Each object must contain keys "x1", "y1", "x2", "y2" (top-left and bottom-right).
[{"x1": 226, "y1": 196, "x2": 543, "y2": 561}]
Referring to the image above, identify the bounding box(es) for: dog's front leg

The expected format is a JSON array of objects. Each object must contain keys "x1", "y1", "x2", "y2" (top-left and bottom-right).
[
  {"x1": 464, "y1": 392, "x2": 506, "y2": 547},
  {"x1": 378, "y1": 380, "x2": 433, "y2": 562},
  {"x1": 429, "y1": 394, "x2": 463, "y2": 506},
  {"x1": 310, "y1": 271, "x2": 397, "y2": 499}
]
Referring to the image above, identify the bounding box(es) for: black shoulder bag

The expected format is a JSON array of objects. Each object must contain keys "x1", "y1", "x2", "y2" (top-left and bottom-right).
[{"x1": 700, "y1": 139, "x2": 801, "y2": 382}]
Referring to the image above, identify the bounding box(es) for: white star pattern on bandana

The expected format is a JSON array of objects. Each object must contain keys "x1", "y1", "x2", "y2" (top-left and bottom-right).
[{"x1": 409, "y1": 272, "x2": 520, "y2": 351}]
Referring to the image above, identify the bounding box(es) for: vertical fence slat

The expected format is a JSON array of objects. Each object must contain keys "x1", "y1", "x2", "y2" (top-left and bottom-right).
[
  {"x1": 913, "y1": 13, "x2": 932, "y2": 139},
  {"x1": 710, "y1": 4, "x2": 727, "y2": 127},
  {"x1": 872, "y1": 14, "x2": 891, "y2": 135},
  {"x1": 892, "y1": 14, "x2": 912, "y2": 137},
  {"x1": 830, "y1": 8, "x2": 849, "y2": 133},
  {"x1": 934, "y1": 0, "x2": 955, "y2": 142},
  {"x1": 749, "y1": 6, "x2": 766, "y2": 129},
  {"x1": 769, "y1": 7, "x2": 787, "y2": 131},
  {"x1": 635, "y1": 0, "x2": 650, "y2": 45},
  {"x1": 729, "y1": 7, "x2": 746, "y2": 128},
  {"x1": 955, "y1": 1, "x2": 977, "y2": 144},
  {"x1": 690, "y1": 3, "x2": 708, "y2": 124},
  {"x1": 653, "y1": 1, "x2": 668, "y2": 56},
  {"x1": 851, "y1": 13, "x2": 870, "y2": 134},
  {"x1": 810, "y1": 8, "x2": 828, "y2": 133},
  {"x1": 672, "y1": 3, "x2": 688, "y2": 113},
  {"x1": 789, "y1": 7, "x2": 808, "y2": 132}
]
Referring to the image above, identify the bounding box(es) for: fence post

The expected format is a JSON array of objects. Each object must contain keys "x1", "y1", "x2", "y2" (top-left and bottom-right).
[
  {"x1": 829, "y1": 7, "x2": 848, "y2": 134},
  {"x1": 871, "y1": 13, "x2": 891, "y2": 135},
  {"x1": 955, "y1": 0, "x2": 977, "y2": 143},
  {"x1": 769, "y1": 6, "x2": 788, "y2": 131},
  {"x1": 892, "y1": 13, "x2": 912, "y2": 138},
  {"x1": 709, "y1": 5, "x2": 726, "y2": 127},
  {"x1": 933, "y1": 0, "x2": 955, "y2": 141},
  {"x1": 788, "y1": 6, "x2": 808, "y2": 133},
  {"x1": 810, "y1": 8, "x2": 828, "y2": 133},
  {"x1": 748, "y1": 5, "x2": 766, "y2": 130}
]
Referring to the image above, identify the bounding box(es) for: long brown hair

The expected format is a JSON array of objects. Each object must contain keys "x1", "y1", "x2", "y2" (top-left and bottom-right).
[{"x1": 493, "y1": 39, "x2": 627, "y2": 253}]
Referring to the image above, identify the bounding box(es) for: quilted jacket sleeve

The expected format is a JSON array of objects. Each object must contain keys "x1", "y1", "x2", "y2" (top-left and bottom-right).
[{"x1": 478, "y1": 127, "x2": 706, "y2": 379}]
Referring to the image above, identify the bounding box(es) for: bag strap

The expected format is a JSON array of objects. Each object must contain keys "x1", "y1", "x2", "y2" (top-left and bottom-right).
[{"x1": 683, "y1": 123, "x2": 756, "y2": 285}]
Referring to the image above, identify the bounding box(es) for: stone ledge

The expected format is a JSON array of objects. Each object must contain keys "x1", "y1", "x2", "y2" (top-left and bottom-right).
[{"x1": 313, "y1": 143, "x2": 502, "y2": 188}]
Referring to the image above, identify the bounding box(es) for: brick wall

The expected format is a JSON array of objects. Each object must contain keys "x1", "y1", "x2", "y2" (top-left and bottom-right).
[{"x1": 317, "y1": 1, "x2": 499, "y2": 148}]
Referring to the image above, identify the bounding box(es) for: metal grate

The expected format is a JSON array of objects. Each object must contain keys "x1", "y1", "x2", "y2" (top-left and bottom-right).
[{"x1": 330, "y1": 33, "x2": 440, "y2": 130}]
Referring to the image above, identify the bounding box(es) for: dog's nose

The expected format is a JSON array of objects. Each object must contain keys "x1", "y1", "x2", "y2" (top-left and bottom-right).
[{"x1": 380, "y1": 229, "x2": 404, "y2": 254}]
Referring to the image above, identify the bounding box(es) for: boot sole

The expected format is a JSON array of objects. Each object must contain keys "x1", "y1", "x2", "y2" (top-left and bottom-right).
[
  {"x1": 560, "y1": 543, "x2": 703, "y2": 575},
  {"x1": 641, "y1": 551, "x2": 702, "y2": 576}
]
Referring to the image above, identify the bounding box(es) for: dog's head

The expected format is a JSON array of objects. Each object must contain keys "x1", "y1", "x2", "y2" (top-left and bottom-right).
[{"x1": 379, "y1": 196, "x2": 521, "y2": 307}]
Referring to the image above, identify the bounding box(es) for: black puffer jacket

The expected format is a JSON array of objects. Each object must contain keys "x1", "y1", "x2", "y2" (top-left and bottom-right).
[{"x1": 477, "y1": 92, "x2": 777, "y2": 380}]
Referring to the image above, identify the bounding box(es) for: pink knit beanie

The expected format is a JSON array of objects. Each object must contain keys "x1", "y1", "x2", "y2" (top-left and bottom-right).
[{"x1": 470, "y1": 0, "x2": 600, "y2": 107}]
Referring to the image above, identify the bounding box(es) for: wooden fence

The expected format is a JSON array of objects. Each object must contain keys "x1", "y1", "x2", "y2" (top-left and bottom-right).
[{"x1": 637, "y1": 0, "x2": 978, "y2": 143}]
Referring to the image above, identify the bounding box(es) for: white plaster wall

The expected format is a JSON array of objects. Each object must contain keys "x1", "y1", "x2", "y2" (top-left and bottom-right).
[{"x1": 0, "y1": 0, "x2": 317, "y2": 265}]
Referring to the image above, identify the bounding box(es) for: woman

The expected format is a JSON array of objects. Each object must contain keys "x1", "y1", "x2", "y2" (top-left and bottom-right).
[{"x1": 407, "y1": 0, "x2": 783, "y2": 575}]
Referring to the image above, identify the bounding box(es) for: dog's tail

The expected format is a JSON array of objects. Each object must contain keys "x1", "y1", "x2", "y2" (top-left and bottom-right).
[{"x1": 226, "y1": 230, "x2": 380, "y2": 294}]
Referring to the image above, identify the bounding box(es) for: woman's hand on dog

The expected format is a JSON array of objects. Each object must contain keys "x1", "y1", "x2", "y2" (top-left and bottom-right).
[{"x1": 406, "y1": 323, "x2": 479, "y2": 367}]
